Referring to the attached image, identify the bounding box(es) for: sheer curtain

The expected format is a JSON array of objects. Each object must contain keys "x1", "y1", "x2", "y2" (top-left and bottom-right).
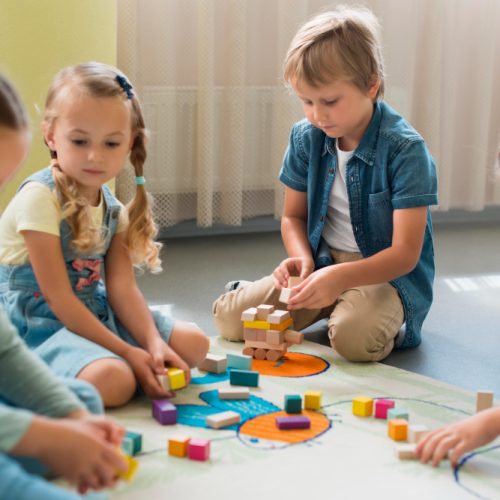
[{"x1": 117, "y1": 0, "x2": 500, "y2": 229}]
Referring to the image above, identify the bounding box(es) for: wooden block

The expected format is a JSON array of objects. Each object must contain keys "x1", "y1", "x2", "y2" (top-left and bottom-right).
[
  {"x1": 152, "y1": 399, "x2": 177, "y2": 425},
  {"x1": 168, "y1": 434, "x2": 190, "y2": 457},
  {"x1": 257, "y1": 329, "x2": 267, "y2": 341},
  {"x1": 387, "y1": 408, "x2": 409, "y2": 421},
  {"x1": 256, "y1": 304, "x2": 275, "y2": 320},
  {"x1": 244, "y1": 339, "x2": 287, "y2": 351},
  {"x1": 388, "y1": 419, "x2": 408, "y2": 441},
  {"x1": 279, "y1": 287, "x2": 294, "y2": 304},
  {"x1": 352, "y1": 396, "x2": 373, "y2": 417},
  {"x1": 284, "y1": 329, "x2": 303, "y2": 345},
  {"x1": 408, "y1": 424, "x2": 429, "y2": 444},
  {"x1": 266, "y1": 329, "x2": 285, "y2": 345},
  {"x1": 285, "y1": 394, "x2": 302, "y2": 414},
  {"x1": 374, "y1": 399, "x2": 395, "y2": 419},
  {"x1": 188, "y1": 438, "x2": 210, "y2": 461},
  {"x1": 117, "y1": 451, "x2": 139, "y2": 481},
  {"x1": 121, "y1": 431, "x2": 142, "y2": 456},
  {"x1": 229, "y1": 369, "x2": 259, "y2": 387},
  {"x1": 276, "y1": 415, "x2": 311, "y2": 430},
  {"x1": 288, "y1": 276, "x2": 303, "y2": 287},
  {"x1": 267, "y1": 310, "x2": 291, "y2": 324},
  {"x1": 241, "y1": 307, "x2": 258, "y2": 321},
  {"x1": 199, "y1": 353, "x2": 227, "y2": 374},
  {"x1": 206, "y1": 410, "x2": 241, "y2": 429},
  {"x1": 304, "y1": 391, "x2": 322, "y2": 410},
  {"x1": 218, "y1": 387, "x2": 250, "y2": 400},
  {"x1": 243, "y1": 318, "x2": 293, "y2": 331},
  {"x1": 476, "y1": 391, "x2": 494, "y2": 412},
  {"x1": 243, "y1": 328, "x2": 259, "y2": 341},
  {"x1": 157, "y1": 373, "x2": 170, "y2": 392},
  {"x1": 167, "y1": 367, "x2": 186, "y2": 390},
  {"x1": 226, "y1": 353, "x2": 252, "y2": 370},
  {"x1": 395, "y1": 443, "x2": 417, "y2": 460}
]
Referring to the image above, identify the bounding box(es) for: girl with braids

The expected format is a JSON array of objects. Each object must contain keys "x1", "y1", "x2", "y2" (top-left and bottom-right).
[{"x1": 0, "y1": 63, "x2": 209, "y2": 408}]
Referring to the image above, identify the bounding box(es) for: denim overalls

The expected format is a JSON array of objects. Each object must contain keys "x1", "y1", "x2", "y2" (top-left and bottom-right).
[{"x1": 0, "y1": 167, "x2": 174, "y2": 378}]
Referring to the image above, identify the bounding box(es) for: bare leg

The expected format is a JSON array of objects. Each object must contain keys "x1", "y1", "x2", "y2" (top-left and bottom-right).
[{"x1": 169, "y1": 321, "x2": 210, "y2": 368}]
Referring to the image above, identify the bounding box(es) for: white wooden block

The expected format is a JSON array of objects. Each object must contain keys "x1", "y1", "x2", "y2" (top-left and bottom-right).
[
  {"x1": 476, "y1": 391, "x2": 494, "y2": 412},
  {"x1": 284, "y1": 329, "x2": 304, "y2": 345},
  {"x1": 206, "y1": 411, "x2": 241, "y2": 429},
  {"x1": 267, "y1": 310, "x2": 291, "y2": 324},
  {"x1": 394, "y1": 443, "x2": 417, "y2": 460},
  {"x1": 279, "y1": 288, "x2": 294, "y2": 304},
  {"x1": 218, "y1": 387, "x2": 250, "y2": 400},
  {"x1": 199, "y1": 353, "x2": 227, "y2": 374},
  {"x1": 408, "y1": 424, "x2": 429, "y2": 444},
  {"x1": 241, "y1": 307, "x2": 258, "y2": 321},
  {"x1": 256, "y1": 304, "x2": 275, "y2": 321},
  {"x1": 157, "y1": 373, "x2": 170, "y2": 391}
]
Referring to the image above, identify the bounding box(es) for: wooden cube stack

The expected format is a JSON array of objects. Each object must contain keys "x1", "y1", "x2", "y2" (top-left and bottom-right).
[{"x1": 240, "y1": 303, "x2": 303, "y2": 361}]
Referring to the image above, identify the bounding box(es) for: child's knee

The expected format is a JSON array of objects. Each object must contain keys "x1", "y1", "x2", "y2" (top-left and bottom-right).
[{"x1": 188, "y1": 326, "x2": 210, "y2": 367}]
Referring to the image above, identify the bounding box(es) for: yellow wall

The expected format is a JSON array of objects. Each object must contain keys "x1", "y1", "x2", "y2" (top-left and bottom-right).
[{"x1": 0, "y1": 0, "x2": 116, "y2": 210}]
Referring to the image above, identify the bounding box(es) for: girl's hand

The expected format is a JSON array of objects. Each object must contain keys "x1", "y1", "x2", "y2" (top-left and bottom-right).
[
  {"x1": 125, "y1": 346, "x2": 174, "y2": 399},
  {"x1": 273, "y1": 257, "x2": 315, "y2": 289},
  {"x1": 288, "y1": 265, "x2": 346, "y2": 310},
  {"x1": 68, "y1": 411, "x2": 125, "y2": 447},
  {"x1": 148, "y1": 338, "x2": 191, "y2": 385},
  {"x1": 416, "y1": 408, "x2": 500, "y2": 467}
]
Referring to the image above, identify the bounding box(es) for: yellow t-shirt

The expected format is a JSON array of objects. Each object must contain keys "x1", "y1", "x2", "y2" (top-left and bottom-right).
[{"x1": 0, "y1": 181, "x2": 128, "y2": 265}]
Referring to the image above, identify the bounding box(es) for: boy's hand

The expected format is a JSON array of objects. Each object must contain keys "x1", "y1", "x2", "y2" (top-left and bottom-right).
[
  {"x1": 68, "y1": 412, "x2": 125, "y2": 447},
  {"x1": 288, "y1": 266, "x2": 346, "y2": 310},
  {"x1": 148, "y1": 338, "x2": 191, "y2": 385},
  {"x1": 416, "y1": 408, "x2": 500, "y2": 467},
  {"x1": 273, "y1": 257, "x2": 315, "y2": 289}
]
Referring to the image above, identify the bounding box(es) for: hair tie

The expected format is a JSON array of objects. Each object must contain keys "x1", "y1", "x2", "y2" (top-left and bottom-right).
[
  {"x1": 115, "y1": 75, "x2": 134, "y2": 99},
  {"x1": 135, "y1": 176, "x2": 146, "y2": 185}
]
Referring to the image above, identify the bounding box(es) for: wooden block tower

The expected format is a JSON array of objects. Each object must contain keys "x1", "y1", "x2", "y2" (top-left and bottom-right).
[{"x1": 240, "y1": 304, "x2": 303, "y2": 361}]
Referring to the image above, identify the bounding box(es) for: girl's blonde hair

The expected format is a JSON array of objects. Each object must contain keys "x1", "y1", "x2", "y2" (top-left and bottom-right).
[
  {"x1": 284, "y1": 5, "x2": 385, "y2": 99},
  {"x1": 42, "y1": 62, "x2": 161, "y2": 272}
]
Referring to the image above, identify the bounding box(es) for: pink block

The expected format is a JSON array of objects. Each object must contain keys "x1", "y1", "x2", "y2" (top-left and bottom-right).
[
  {"x1": 188, "y1": 438, "x2": 210, "y2": 461},
  {"x1": 375, "y1": 399, "x2": 395, "y2": 419}
]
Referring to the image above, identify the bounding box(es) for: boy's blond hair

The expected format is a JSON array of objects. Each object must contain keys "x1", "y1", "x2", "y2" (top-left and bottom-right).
[
  {"x1": 43, "y1": 62, "x2": 162, "y2": 272},
  {"x1": 284, "y1": 5, "x2": 385, "y2": 99}
]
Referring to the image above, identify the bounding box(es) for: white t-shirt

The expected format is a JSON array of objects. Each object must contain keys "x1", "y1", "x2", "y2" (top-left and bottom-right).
[
  {"x1": 322, "y1": 141, "x2": 360, "y2": 253},
  {"x1": 0, "y1": 182, "x2": 128, "y2": 265}
]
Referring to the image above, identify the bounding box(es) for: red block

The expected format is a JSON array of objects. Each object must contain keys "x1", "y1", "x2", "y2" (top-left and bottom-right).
[
  {"x1": 188, "y1": 438, "x2": 210, "y2": 461},
  {"x1": 375, "y1": 399, "x2": 395, "y2": 419}
]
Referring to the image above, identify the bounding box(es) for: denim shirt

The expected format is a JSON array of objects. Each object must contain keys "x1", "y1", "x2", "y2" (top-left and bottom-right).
[{"x1": 279, "y1": 101, "x2": 438, "y2": 348}]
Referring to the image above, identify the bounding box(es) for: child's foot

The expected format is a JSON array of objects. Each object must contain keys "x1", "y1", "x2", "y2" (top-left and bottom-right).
[{"x1": 224, "y1": 280, "x2": 251, "y2": 293}]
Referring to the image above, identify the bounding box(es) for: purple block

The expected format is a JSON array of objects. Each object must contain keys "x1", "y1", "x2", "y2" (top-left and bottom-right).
[
  {"x1": 152, "y1": 399, "x2": 177, "y2": 425},
  {"x1": 276, "y1": 415, "x2": 311, "y2": 430}
]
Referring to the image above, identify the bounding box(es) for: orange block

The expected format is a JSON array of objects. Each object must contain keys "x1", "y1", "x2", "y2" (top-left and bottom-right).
[
  {"x1": 388, "y1": 419, "x2": 408, "y2": 441},
  {"x1": 168, "y1": 435, "x2": 191, "y2": 457}
]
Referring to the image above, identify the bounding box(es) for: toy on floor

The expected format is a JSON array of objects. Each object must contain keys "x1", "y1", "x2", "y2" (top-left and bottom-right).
[
  {"x1": 241, "y1": 303, "x2": 304, "y2": 361},
  {"x1": 199, "y1": 353, "x2": 227, "y2": 374},
  {"x1": 157, "y1": 367, "x2": 187, "y2": 392}
]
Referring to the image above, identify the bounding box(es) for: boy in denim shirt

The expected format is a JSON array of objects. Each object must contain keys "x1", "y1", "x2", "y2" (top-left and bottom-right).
[{"x1": 213, "y1": 6, "x2": 438, "y2": 361}]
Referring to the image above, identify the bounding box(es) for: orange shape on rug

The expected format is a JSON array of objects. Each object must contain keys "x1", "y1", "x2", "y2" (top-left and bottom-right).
[{"x1": 251, "y1": 352, "x2": 329, "y2": 378}]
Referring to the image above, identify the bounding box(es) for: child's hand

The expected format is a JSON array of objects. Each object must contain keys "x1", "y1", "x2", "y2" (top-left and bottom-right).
[
  {"x1": 148, "y1": 338, "x2": 191, "y2": 385},
  {"x1": 416, "y1": 408, "x2": 500, "y2": 467},
  {"x1": 273, "y1": 257, "x2": 315, "y2": 289},
  {"x1": 68, "y1": 410, "x2": 125, "y2": 447},
  {"x1": 288, "y1": 266, "x2": 346, "y2": 310}
]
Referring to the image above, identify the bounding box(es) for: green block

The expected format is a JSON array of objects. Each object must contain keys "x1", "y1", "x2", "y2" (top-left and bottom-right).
[
  {"x1": 122, "y1": 431, "x2": 142, "y2": 456},
  {"x1": 285, "y1": 394, "x2": 302, "y2": 414},
  {"x1": 229, "y1": 369, "x2": 259, "y2": 387},
  {"x1": 387, "y1": 408, "x2": 409, "y2": 421}
]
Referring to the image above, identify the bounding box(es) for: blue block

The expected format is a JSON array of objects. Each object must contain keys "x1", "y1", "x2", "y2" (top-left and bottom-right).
[
  {"x1": 122, "y1": 431, "x2": 142, "y2": 456},
  {"x1": 284, "y1": 394, "x2": 302, "y2": 414},
  {"x1": 387, "y1": 408, "x2": 409, "y2": 421},
  {"x1": 227, "y1": 353, "x2": 252, "y2": 370},
  {"x1": 229, "y1": 369, "x2": 259, "y2": 387}
]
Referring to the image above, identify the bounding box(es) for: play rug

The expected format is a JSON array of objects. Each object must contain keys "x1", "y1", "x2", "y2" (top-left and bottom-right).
[{"x1": 106, "y1": 338, "x2": 500, "y2": 500}]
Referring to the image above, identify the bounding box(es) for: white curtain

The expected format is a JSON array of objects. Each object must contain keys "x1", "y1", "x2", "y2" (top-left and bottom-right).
[{"x1": 117, "y1": 0, "x2": 500, "y2": 229}]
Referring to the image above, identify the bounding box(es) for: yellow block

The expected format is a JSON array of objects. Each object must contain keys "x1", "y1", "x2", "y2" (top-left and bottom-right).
[
  {"x1": 352, "y1": 396, "x2": 373, "y2": 417},
  {"x1": 167, "y1": 367, "x2": 186, "y2": 390},
  {"x1": 243, "y1": 317, "x2": 293, "y2": 331},
  {"x1": 118, "y1": 452, "x2": 138, "y2": 481},
  {"x1": 304, "y1": 391, "x2": 322, "y2": 410},
  {"x1": 168, "y1": 435, "x2": 191, "y2": 457},
  {"x1": 388, "y1": 419, "x2": 408, "y2": 441}
]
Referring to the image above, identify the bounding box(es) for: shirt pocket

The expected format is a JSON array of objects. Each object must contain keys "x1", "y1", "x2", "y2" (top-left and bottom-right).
[{"x1": 367, "y1": 189, "x2": 393, "y2": 245}]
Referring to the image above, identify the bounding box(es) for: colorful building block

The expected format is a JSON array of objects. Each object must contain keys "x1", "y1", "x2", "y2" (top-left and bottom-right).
[
  {"x1": 285, "y1": 394, "x2": 302, "y2": 414},
  {"x1": 167, "y1": 367, "x2": 186, "y2": 390},
  {"x1": 117, "y1": 451, "x2": 139, "y2": 481},
  {"x1": 199, "y1": 353, "x2": 227, "y2": 374},
  {"x1": 227, "y1": 353, "x2": 252, "y2": 370},
  {"x1": 387, "y1": 408, "x2": 409, "y2": 421},
  {"x1": 266, "y1": 329, "x2": 285, "y2": 345},
  {"x1": 304, "y1": 391, "x2": 322, "y2": 410},
  {"x1": 476, "y1": 390, "x2": 494, "y2": 412},
  {"x1": 267, "y1": 310, "x2": 290, "y2": 324},
  {"x1": 256, "y1": 304, "x2": 275, "y2": 320},
  {"x1": 152, "y1": 399, "x2": 177, "y2": 425},
  {"x1": 276, "y1": 415, "x2": 311, "y2": 430},
  {"x1": 121, "y1": 431, "x2": 142, "y2": 456},
  {"x1": 352, "y1": 396, "x2": 373, "y2": 417},
  {"x1": 188, "y1": 438, "x2": 210, "y2": 461},
  {"x1": 388, "y1": 419, "x2": 408, "y2": 441},
  {"x1": 408, "y1": 424, "x2": 429, "y2": 444},
  {"x1": 218, "y1": 387, "x2": 250, "y2": 400},
  {"x1": 284, "y1": 329, "x2": 304, "y2": 345},
  {"x1": 229, "y1": 369, "x2": 259, "y2": 387},
  {"x1": 279, "y1": 287, "x2": 294, "y2": 304},
  {"x1": 168, "y1": 435, "x2": 190, "y2": 457},
  {"x1": 206, "y1": 410, "x2": 241, "y2": 429},
  {"x1": 374, "y1": 399, "x2": 395, "y2": 419},
  {"x1": 241, "y1": 307, "x2": 258, "y2": 321}
]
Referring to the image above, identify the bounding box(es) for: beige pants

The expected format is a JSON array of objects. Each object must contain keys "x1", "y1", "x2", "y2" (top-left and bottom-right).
[{"x1": 212, "y1": 250, "x2": 404, "y2": 362}]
